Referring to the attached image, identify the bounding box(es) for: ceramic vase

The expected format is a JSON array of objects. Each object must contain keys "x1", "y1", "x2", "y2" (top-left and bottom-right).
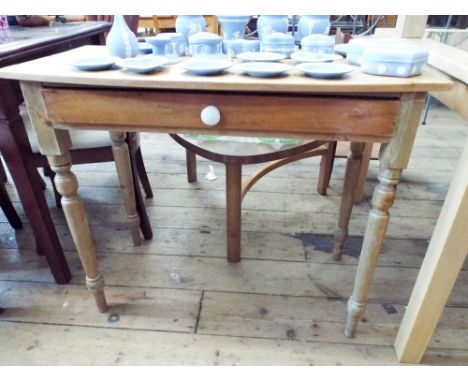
[
  {"x1": 216, "y1": 15, "x2": 250, "y2": 39},
  {"x1": 106, "y1": 15, "x2": 139, "y2": 58},
  {"x1": 256, "y1": 15, "x2": 289, "y2": 40},
  {"x1": 175, "y1": 16, "x2": 207, "y2": 43},
  {"x1": 297, "y1": 15, "x2": 331, "y2": 40}
]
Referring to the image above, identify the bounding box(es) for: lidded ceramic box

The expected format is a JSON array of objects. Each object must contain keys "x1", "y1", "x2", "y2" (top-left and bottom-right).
[
  {"x1": 361, "y1": 44, "x2": 429, "y2": 77},
  {"x1": 188, "y1": 32, "x2": 223, "y2": 55},
  {"x1": 346, "y1": 37, "x2": 410, "y2": 65},
  {"x1": 260, "y1": 32, "x2": 295, "y2": 58},
  {"x1": 301, "y1": 34, "x2": 335, "y2": 54}
]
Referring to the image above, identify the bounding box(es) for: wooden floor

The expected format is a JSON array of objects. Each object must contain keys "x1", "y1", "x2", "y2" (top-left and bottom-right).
[{"x1": 0, "y1": 104, "x2": 467, "y2": 365}]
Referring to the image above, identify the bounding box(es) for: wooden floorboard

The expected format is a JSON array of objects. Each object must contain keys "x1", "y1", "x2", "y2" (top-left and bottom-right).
[{"x1": 0, "y1": 105, "x2": 467, "y2": 365}]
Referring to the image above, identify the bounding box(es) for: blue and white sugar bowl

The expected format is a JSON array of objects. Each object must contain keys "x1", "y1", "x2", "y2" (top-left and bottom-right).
[
  {"x1": 301, "y1": 34, "x2": 335, "y2": 54},
  {"x1": 361, "y1": 44, "x2": 429, "y2": 77},
  {"x1": 145, "y1": 33, "x2": 186, "y2": 56},
  {"x1": 222, "y1": 39, "x2": 260, "y2": 57},
  {"x1": 188, "y1": 32, "x2": 223, "y2": 56},
  {"x1": 261, "y1": 32, "x2": 295, "y2": 58}
]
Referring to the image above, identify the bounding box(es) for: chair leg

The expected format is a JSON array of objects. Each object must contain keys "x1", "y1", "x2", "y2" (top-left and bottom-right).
[
  {"x1": 130, "y1": 149, "x2": 153, "y2": 240},
  {"x1": 43, "y1": 165, "x2": 62, "y2": 209},
  {"x1": 186, "y1": 149, "x2": 197, "y2": 183},
  {"x1": 134, "y1": 147, "x2": 153, "y2": 199},
  {"x1": 0, "y1": 160, "x2": 7, "y2": 183},
  {"x1": 317, "y1": 141, "x2": 337, "y2": 195},
  {"x1": 225, "y1": 163, "x2": 242, "y2": 263},
  {"x1": 36, "y1": 169, "x2": 47, "y2": 190},
  {"x1": 0, "y1": 181, "x2": 22, "y2": 229}
]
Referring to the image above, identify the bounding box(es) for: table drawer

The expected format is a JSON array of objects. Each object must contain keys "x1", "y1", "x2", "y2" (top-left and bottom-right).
[{"x1": 41, "y1": 88, "x2": 399, "y2": 141}]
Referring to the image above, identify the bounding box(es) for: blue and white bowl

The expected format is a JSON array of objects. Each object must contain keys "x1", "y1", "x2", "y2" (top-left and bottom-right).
[
  {"x1": 146, "y1": 33, "x2": 186, "y2": 56},
  {"x1": 260, "y1": 32, "x2": 295, "y2": 58},
  {"x1": 301, "y1": 34, "x2": 335, "y2": 54},
  {"x1": 188, "y1": 32, "x2": 223, "y2": 56},
  {"x1": 222, "y1": 39, "x2": 260, "y2": 57}
]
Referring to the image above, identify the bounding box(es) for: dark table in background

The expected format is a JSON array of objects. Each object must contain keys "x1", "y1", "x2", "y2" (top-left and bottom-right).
[{"x1": 0, "y1": 21, "x2": 111, "y2": 283}]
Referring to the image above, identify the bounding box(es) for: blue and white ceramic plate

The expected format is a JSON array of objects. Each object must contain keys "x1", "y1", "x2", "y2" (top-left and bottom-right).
[
  {"x1": 138, "y1": 42, "x2": 153, "y2": 54},
  {"x1": 116, "y1": 56, "x2": 168, "y2": 74},
  {"x1": 334, "y1": 43, "x2": 349, "y2": 56},
  {"x1": 180, "y1": 58, "x2": 233, "y2": 75},
  {"x1": 237, "y1": 52, "x2": 286, "y2": 62},
  {"x1": 236, "y1": 62, "x2": 293, "y2": 78},
  {"x1": 291, "y1": 52, "x2": 342, "y2": 63},
  {"x1": 69, "y1": 57, "x2": 115, "y2": 71},
  {"x1": 296, "y1": 63, "x2": 354, "y2": 79}
]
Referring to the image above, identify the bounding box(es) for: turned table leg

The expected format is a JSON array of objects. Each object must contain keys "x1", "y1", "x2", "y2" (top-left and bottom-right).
[
  {"x1": 21, "y1": 81, "x2": 108, "y2": 310},
  {"x1": 343, "y1": 92, "x2": 426, "y2": 337},
  {"x1": 345, "y1": 167, "x2": 401, "y2": 337},
  {"x1": 49, "y1": 153, "x2": 108, "y2": 312},
  {"x1": 110, "y1": 131, "x2": 141, "y2": 246},
  {"x1": 333, "y1": 142, "x2": 365, "y2": 261}
]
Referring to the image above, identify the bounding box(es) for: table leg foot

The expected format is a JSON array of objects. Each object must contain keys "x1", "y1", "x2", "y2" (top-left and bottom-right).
[
  {"x1": 344, "y1": 298, "x2": 366, "y2": 338},
  {"x1": 86, "y1": 274, "x2": 108, "y2": 313}
]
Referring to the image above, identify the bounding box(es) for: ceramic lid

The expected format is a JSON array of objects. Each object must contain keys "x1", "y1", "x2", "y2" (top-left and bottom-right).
[
  {"x1": 262, "y1": 32, "x2": 295, "y2": 45},
  {"x1": 189, "y1": 32, "x2": 223, "y2": 44},
  {"x1": 301, "y1": 34, "x2": 335, "y2": 47},
  {"x1": 347, "y1": 37, "x2": 410, "y2": 53},
  {"x1": 153, "y1": 32, "x2": 184, "y2": 41},
  {"x1": 363, "y1": 44, "x2": 429, "y2": 64}
]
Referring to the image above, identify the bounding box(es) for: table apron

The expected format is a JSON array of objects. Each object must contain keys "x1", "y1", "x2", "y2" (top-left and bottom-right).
[{"x1": 41, "y1": 88, "x2": 400, "y2": 142}]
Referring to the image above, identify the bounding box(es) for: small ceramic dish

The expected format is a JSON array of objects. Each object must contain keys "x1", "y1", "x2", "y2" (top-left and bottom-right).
[
  {"x1": 296, "y1": 63, "x2": 354, "y2": 79},
  {"x1": 237, "y1": 52, "x2": 286, "y2": 62},
  {"x1": 69, "y1": 57, "x2": 115, "y2": 71},
  {"x1": 116, "y1": 56, "x2": 168, "y2": 74},
  {"x1": 291, "y1": 52, "x2": 342, "y2": 63},
  {"x1": 180, "y1": 58, "x2": 233, "y2": 75},
  {"x1": 236, "y1": 62, "x2": 293, "y2": 78}
]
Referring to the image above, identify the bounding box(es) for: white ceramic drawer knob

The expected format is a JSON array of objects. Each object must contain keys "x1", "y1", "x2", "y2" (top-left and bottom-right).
[{"x1": 200, "y1": 106, "x2": 220, "y2": 126}]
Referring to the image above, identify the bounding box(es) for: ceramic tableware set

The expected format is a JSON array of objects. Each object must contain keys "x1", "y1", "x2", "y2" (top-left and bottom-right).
[{"x1": 70, "y1": 15, "x2": 429, "y2": 80}]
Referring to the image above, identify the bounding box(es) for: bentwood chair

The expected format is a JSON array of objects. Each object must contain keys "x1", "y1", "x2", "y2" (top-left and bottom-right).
[{"x1": 171, "y1": 134, "x2": 335, "y2": 263}]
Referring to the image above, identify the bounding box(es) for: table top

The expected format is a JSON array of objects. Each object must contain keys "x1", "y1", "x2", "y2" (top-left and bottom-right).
[
  {"x1": 0, "y1": 45, "x2": 453, "y2": 94},
  {"x1": 0, "y1": 22, "x2": 110, "y2": 65}
]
